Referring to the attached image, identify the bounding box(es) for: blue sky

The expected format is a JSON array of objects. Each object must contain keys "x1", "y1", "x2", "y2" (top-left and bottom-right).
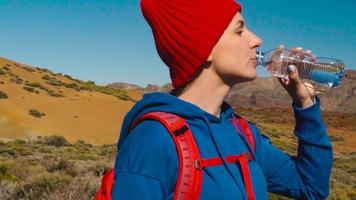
[{"x1": 0, "y1": 0, "x2": 355, "y2": 87}]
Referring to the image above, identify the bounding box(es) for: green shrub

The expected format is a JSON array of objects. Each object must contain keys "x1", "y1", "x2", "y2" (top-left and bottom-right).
[
  {"x1": 25, "y1": 82, "x2": 42, "y2": 88},
  {"x1": 0, "y1": 91, "x2": 8, "y2": 99},
  {"x1": 0, "y1": 163, "x2": 17, "y2": 182},
  {"x1": 15, "y1": 173, "x2": 72, "y2": 200},
  {"x1": 28, "y1": 109, "x2": 45, "y2": 118},
  {"x1": 0, "y1": 69, "x2": 5, "y2": 75},
  {"x1": 64, "y1": 74, "x2": 72, "y2": 79},
  {"x1": 44, "y1": 159, "x2": 77, "y2": 177},
  {"x1": 86, "y1": 80, "x2": 95, "y2": 85},
  {"x1": 71, "y1": 153, "x2": 99, "y2": 161},
  {"x1": 90, "y1": 161, "x2": 112, "y2": 177},
  {"x1": 11, "y1": 76, "x2": 23, "y2": 84},
  {"x1": 23, "y1": 86, "x2": 35, "y2": 93},
  {"x1": 330, "y1": 135, "x2": 345, "y2": 142},
  {"x1": 38, "y1": 135, "x2": 69, "y2": 147},
  {"x1": 14, "y1": 139, "x2": 26, "y2": 145},
  {"x1": 22, "y1": 66, "x2": 36, "y2": 72},
  {"x1": 41, "y1": 74, "x2": 51, "y2": 80},
  {"x1": 74, "y1": 140, "x2": 93, "y2": 150},
  {"x1": 98, "y1": 144, "x2": 116, "y2": 157},
  {"x1": 80, "y1": 85, "x2": 91, "y2": 91},
  {"x1": 47, "y1": 89, "x2": 65, "y2": 97},
  {"x1": 64, "y1": 82, "x2": 80, "y2": 91},
  {"x1": 46, "y1": 79, "x2": 63, "y2": 86},
  {"x1": 0, "y1": 147, "x2": 16, "y2": 157}
]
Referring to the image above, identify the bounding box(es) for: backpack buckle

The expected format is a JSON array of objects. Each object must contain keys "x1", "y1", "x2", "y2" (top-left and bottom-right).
[
  {"x1": 194, "y1": 159, "x2": 203, "y2": 170},
  {"x1": 244, "y1": 152, "x2": 254, "y2": 162}
]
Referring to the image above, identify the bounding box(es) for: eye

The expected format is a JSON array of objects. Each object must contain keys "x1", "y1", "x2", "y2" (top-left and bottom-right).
[{"x1": 236, "y1": 29, "x2": 244, "y2": 35}]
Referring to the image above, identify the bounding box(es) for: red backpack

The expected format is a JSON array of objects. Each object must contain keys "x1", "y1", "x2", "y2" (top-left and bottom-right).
[{"x1": 94, "y1": 111, "x2": 256, "y2": 200}]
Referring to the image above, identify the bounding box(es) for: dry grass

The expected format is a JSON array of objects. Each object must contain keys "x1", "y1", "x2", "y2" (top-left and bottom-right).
[{"x1": 235, "y1": 107, "x2": 356, "y2": 199}]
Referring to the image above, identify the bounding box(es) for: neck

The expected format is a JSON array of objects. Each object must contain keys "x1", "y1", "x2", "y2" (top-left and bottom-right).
[{"x1": 177, "y1": 68, "x2": 231, "y2": 119}]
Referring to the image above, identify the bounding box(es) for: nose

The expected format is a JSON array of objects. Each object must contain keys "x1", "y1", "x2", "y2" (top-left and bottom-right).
[{"x1": 249, "y1": 31, "x2": 263, "y2": 49}]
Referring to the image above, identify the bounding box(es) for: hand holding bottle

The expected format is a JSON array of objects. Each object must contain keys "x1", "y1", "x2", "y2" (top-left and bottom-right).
[{"x1": 275, "y1": 46, "x2": 316, "y2": 108}]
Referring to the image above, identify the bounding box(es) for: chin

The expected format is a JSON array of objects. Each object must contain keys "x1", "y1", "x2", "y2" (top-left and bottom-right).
[{"x1": 233, "y1": 74, "x2": 257, "y2": 85}]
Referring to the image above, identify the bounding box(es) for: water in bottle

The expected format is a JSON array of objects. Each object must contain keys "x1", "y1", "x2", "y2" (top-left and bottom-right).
[{"x1": 256, "y1": 48, "x2": 345, "y2": 88}]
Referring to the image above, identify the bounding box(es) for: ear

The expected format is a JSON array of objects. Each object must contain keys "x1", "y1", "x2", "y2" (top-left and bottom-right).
[
  {"x1": 206, "y1": 49, "x2": 214, "y2": 62},
  {"x1": 206, "y1": 54, "x2": 213, "y2": 62}
]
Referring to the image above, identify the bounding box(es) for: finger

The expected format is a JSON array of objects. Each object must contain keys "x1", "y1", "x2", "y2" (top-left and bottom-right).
[
  {"x1": 302, "y1": 81, "x2": 314, "y2": 88},
  {"x1": 305, "y1": 50, "x2": 312, "y2": 56},
  {"x1": 287, "y1": 47, "x2": 304, "y2": 60},
  {"x1": 278, "y1": 77, "x2": 289, "y2": 87},
  {"x1": 287, "y1": 65, "x2": 301, "y2": 84},
  {"x1": 303, "y1": 82, "x2": 316, "y2": 96}
]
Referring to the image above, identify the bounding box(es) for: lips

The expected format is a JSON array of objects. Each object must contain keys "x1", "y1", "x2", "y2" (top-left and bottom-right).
[{"x1": 250, "y1": 58, "x2": 257, "y2": 65}]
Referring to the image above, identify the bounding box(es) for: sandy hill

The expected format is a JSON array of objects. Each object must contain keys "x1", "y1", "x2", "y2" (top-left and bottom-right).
[{"x1": 0, "y1": 57, "x2": 143, "y2": 145}]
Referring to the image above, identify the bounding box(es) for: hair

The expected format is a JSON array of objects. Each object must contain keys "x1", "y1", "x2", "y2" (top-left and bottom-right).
[
  {"x1": 169, "y1": 61, "x2": 210, "y2": 97},
  {"x1": 169, "y1": 84, "x2": 188, "y2": 96}
]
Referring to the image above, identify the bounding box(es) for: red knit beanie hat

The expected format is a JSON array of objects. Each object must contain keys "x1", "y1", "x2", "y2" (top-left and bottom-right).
[{"x1": 140, "y1": 0, "x2": 242, "y2": 89}]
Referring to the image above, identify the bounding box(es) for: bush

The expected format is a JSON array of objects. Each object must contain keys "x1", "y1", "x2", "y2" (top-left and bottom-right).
[
  {"x1": 71, "y1": 153, "x2": 99, "y2": 161},
  {"x1": 3, "y1": 66, "x2": 9, "y2": 70},
  {"x1": 15, "y1": 173, "x2": 72, "y2": 200},
  {"x1": 22, "y1": 66, "x2": 35, "y2": 72},
  {"x1": 64, "y1": 82, "x2": 80, "y2": 91},
  {"x1": 330, "y1": 135, "x2": 345, "y2": 142},
  {"x1": 41, "y1": 74, "x2": 51, "y2": 80},
  {"x1": 98, "y1": 144, "x2": 116, "y2": 157},
  {"x1": 38, "y1": 136, "x2": 69, "y2": 147},
  {"x1": 74, "y1": 140, "x2": 93, "y2": 150},
  {"x1": 0, "y1": 91, "x2": 8, "y2": 99},
  {"x1": 47, "y1": 90, "x2": 65, "y2": 97},
  {"x1": 0, "y1": 181, "x2": 15, "y2": 200},
  {"x1": 10, "y1": 76, "x2": 23, "y2": 84},
  {"x1": 64, "y1": 74, "x2": 72, "y2": 79},
  {"x1": 46, "y1": 79, "x2": 64, "y2": 86},
  {"x1": 0, "y1": 69, "x2": 5, "y2": 75},
  {"x1": 86, "y1": 80, "x2": 95, "y2": 85},
  {"x1": 0, "y1": 163, "x2": 17, "y2": 182},
  {"x1": 28, "y1": 109, "x2": 45, "y2": 118},
  {"x1": 23, "y1": 86, "x2": 35, "y2": 93},
  {"x1": 0, "y1": 147, "x2": 16, "y2": 157},
  {"x1": 25, "y1": 82, "x2": 42, "y2": 88},
  {"x1": 90, "y1": 162, "x2": 112, "y2": 177},
  {"x1": 43, "y1": 159, "x2": 77, "y2": 177}
]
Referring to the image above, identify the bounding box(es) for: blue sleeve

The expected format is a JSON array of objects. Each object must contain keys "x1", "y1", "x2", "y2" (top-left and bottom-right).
[
  {"x1": 253, "y1": 96, "x2": 333, "y2": 199},
  {"x1": 112, "y1": 120, "x2": 178, "y2": 200}
]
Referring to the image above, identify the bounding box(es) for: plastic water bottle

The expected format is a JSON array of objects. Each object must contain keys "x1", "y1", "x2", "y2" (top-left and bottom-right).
[{"x1": 256, "y1": 48, "x2": 345, "y2": 88}]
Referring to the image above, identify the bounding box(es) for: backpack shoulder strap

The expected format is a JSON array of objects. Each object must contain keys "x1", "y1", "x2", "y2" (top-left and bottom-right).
[
  {"x1": 231, "y1": 114, "x2": 256, "y2": 153},
  {"x1": 130, "y1": 111, "x2": 203, "y2": 200},
  {"x1": 94, "y1": 111, "x2": 203, "y2": 200},
  {"x1": 94, "y1": 169, "x2": 114, "y2": 200}
]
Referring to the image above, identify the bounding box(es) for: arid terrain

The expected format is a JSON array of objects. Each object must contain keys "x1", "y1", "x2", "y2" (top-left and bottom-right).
[{"x1": 0, "y1": 57, "x2": 355, "y2": 199}]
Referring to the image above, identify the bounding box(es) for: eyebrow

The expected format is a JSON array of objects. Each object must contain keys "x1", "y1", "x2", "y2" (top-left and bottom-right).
[{"x1": 236, "y1": 20, "x2": 245, "y2": 29}]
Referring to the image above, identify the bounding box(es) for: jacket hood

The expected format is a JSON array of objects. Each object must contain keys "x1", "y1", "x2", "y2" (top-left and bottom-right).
[{"x1": 117, "y1": 92, "x2": 235, "y2": 147}]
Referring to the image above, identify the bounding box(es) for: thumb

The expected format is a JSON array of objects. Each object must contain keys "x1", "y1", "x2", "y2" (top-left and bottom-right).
[{"x1": 287, "y1": 65, "x2": 301, "y2": 85}]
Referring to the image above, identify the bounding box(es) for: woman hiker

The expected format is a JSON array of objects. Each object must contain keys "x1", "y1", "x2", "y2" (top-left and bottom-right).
[{"x1": 111, "y1": 0, "x2": 333, "y2": 199}]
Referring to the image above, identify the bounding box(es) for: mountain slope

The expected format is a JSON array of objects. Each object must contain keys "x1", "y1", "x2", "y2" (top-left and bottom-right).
[{"x1": 0, "y1": 57, "x2": 143, "y2": 144}]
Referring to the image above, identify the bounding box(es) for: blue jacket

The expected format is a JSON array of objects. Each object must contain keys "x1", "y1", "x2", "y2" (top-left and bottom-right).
[{"x1": 112, "y1": 92, "x2": 333, "y2": 199}]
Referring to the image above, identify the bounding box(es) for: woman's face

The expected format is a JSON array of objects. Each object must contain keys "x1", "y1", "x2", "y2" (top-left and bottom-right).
[{"x1": 207, "y1": 12, "x2": 263, "y2": 85}]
